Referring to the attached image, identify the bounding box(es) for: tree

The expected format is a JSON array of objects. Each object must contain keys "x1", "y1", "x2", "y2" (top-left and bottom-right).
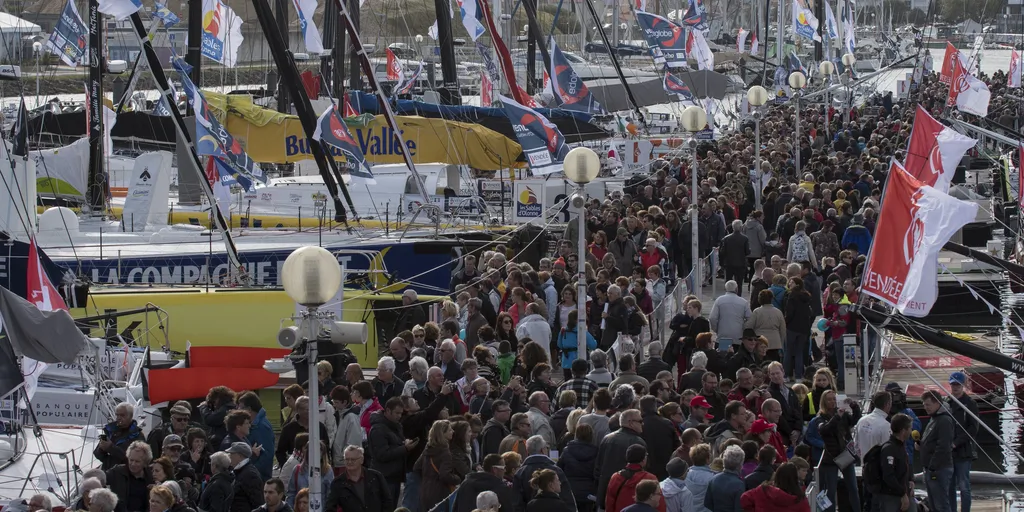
[
  {"x1": 885, "y1": 0, "x2": 910, "y2": 24},
  {"x1": 939, "y1": 0, "x2": 1007, "y2": 23}
]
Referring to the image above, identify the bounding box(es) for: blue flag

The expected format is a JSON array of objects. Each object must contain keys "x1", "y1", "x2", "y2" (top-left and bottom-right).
[
  {"x1": 45, "y1": 0, "x2": 87, "y2": 67},
  {"x1": 498, "y1": 95, "x2": 569, "y2": 175},
  {"x1": 212, "y1": 156, "x2": 253, "y2": 191},
  {"x1": 681, "y1": 0, "x2": 707, "y2": 31},
  {"x1": 153, "y1": 2, "x2": 180, "y2": 27},
  {"x1": 635, "y1": 11, "x2": 688, "y2": 69},
  {"x1": 312, "y1": 105, "x2": 376, "y2": 184},
  {"x1": 173, "y1": 57, "x2": 266, "y2": 188},
  {"x1": 475, "y1": 42, "x2": 501, "y2": 83},
  {"x1": 663, "y1": 72, "x2": 695, "y2": 102},
  {"x1": 548, "y1": 36, "x2": 603, "y2": 114}
]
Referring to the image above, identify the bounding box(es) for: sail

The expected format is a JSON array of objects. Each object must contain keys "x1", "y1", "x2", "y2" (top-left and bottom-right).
[{"x1": 34, "y1": 138, "x2": 90, "y2": 198}]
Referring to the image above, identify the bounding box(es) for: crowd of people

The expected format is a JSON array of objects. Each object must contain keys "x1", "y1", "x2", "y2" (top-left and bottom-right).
[{"x1": 40, "y1": 63, "x2": 1007, "y2": 512}]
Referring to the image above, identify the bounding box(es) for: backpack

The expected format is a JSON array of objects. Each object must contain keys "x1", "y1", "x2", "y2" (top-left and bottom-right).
[
  {"x1": 861, "y1": 442, "x2": 885, "y2": 491},
  {"x1": 789, "y1": 233, "x2": 811, "y2": 262}
]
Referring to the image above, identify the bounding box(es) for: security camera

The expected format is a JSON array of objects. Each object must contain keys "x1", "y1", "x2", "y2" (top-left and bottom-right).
[
  {"x1": 328, "y1": 321, "x2": 368, "y2": 345},
  {"x1": 277, "y1": 326, "x2": 300, "y2": 349}
]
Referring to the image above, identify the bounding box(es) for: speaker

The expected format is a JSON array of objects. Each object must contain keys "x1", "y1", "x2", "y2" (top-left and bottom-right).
[{"x1": 277, "y1": 326, "x2": 300, "y2": 349}]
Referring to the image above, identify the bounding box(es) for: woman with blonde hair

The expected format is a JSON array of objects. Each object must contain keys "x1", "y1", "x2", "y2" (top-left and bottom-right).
[
  {"x1": 414, "y1": 420, "x2": 460, "y2": 511},
  {"x1": 147, "y1": 486, "x2": 175, "y2": 512},
  {"x1": 803, "y1": 367, "x2": 837, "y2": 421},
  {"x1": 526, "y1": 468, "x2": 564, "y2": 512},
  {"x1": 440, "y1": 300, "x2": 460, "y2": 325},
  {"x1": 804, "y1": 389, "x2": 861, "y2": 512},
  {"x1": 558, "y1": 408, "x2": 587, "y2": 451}
]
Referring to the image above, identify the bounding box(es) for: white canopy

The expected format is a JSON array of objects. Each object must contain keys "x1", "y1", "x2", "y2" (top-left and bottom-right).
[{"x1": 0, "y1": 12, "x2": 40, "y2": 33}]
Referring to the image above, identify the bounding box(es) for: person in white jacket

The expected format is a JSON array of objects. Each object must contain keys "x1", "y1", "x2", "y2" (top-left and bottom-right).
[
  {"x1": 328, "y1": 387, "x2": 364, "y2": 468},
  {"x1": 516, "y1": 303, "x2": 553, "y2": 364},
  {"x1": 855, "y1": 390, "x2": 893, "y2": 458}
]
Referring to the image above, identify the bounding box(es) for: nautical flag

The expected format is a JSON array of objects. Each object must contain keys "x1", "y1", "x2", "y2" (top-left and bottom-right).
[
  {"x1": 841, "y1": 0, "x2": 855, "y2": 54},
  {"x1": 792, "y1": 0, "x2": 820, "y2": 42},
  {"x1": 480, "y1": 71, "x2": 493, "y2": 107},
  {"x1": 292, "y1": 0, "x2": 324, "y2": 54},
  {"x1": 1009, "y1": 50, "x2": 1021, "y2": 88},
  {"x1": 173, "y1": 58, "x2": 266, "y2": 188},
  {"x1": 940, "y1": 41, "x2": 957, "y2": 84},
  {"x1": 681, "y1": 0, "x2": 706, "y2": 31},
  {"x1": 824, "y1": 1, "x2": 838, "y2": 40},
  {"x1": 548, "y1": 36, "x2": 603, "y2": 114},
  {"x1": 737, "y1": 28, "x2": 749, "y2": 53},
  {"x1": 428, "y1": 19, "x2": 438, "y2": 40},
  {"x1": 498, "y1": 95, "x2": 569, "y2": 175},
  {"x1": 773, "y1": 65, "x2": 790, "y2": 102},
  {"x1": 635, "y1": 11, "x2": 688, "y2": 68},
  {"x1": 153, "y1": 2, "x2": 180, "y2": 27},
  {"x1": 312, "y1": 105, "x2": 376, "y2": 184},
  {"x1": 515, "y1": 85, "x2": 538, "y2": 107},
  {"x1": 343, "y1": 93, "x2": 359, "y2": 117},
  {"x1": 396, "y1": 61, "x2": 423, "y2": 95},
  {"x1": 457, "y1": 0, "x2": 487, "y2": 41},
  {"x1": 21, "y1": 238, "x2": 69, "y2": 401},
  {"x1": 209, "y1": 155, "x2": 253, "y2": 192},
  {"x1": 46, "y1": 0, "x2": 86, "y2": 66},
  {"x1": 751, "y1": 32, "x2": 759, "y2": 55},
  {"x1": 861, "y1": 161, "x2": 978, "y2": 317},
  {"x1": 386, "y1": 48, "x2": 404, "y2": 82},
  {"x1": 97, "y1": 0, "x2": 141, "y2": 19},
  {"x1": 904, "y1": 104, "x2": 977, "y2": 192},
  {"x1": 663, "y1": 72, "x2": 695, "y2": 102},
  {"x1": 10, "y1": 99, "x2": 28, "y2": 158},
  {"x1": 201, "y1": 0, "x2": 244, "y2": 67},
  {"x1": 635, "y1": 0, "x2": 646, "y2": 11},
  {"x1": 788, "y1": 51, "x2": 807, "y2": 76},
  {"x1": 687, "y1": 29, "x2": 714, "y2": 70},
  {"x1": 948, "y1": 52, "x2": 990, "y2": 116},
  {"x1": 476, "y1": 42, "x2": 501, "y2": 82}
]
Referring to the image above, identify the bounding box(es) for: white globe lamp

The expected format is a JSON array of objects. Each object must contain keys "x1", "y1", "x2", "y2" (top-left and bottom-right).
[
  {"x1": 281, "y1": 246, "x2": 342, "y2": 307},
  {"x1": 680, "y1": 105, "x2": 707, "y2": 132},
  {"x1": 563, "y1": 147, "x2": 600, "y2": 185},
  {"x1": 747, "y1": 85, "x2": 769, "y2": 107},
  {"x1": 788, "y1": 71, "x2": 807, "y2": 90}
]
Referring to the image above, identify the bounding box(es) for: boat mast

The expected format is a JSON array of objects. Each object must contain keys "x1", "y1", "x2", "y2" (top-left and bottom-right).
[
  {"x1": 580, "y1": 0, "x2": 648, "y2": 131},
  {"x1": 86, "y1": 0, "x2": 106, "y2": 214},
  {"x1": 125, "y1": 12, "x2": 246, "y2": 281},
  {"x1": 522, "y1": 0, "x2": 552, "y2": 95},
  {"x1": 776, "y1": 0, "x2": 784, "y2": 66},
  {"x1": 275, "y1": 0, "x2": 290, "y2": 113},
  {"x1": 249, "y1": 0, "x2": 358, "y2": 222},
  {"x1": 346, "y1": 0, "x2": 359, "y2": 96},
  {"x1": 433, "y1": 0, "x2": 462, "y2": 104},
  {"x1": 320, "y1": 0, "x2": 344, "y2": 99},
  {"x1": 186, "y1": 0, "x2": 202, "y2": 114}
]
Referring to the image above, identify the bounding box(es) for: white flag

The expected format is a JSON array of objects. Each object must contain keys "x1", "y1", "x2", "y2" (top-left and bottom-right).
[
  {"x1": 97, "y1": 0, "x2": 141, "y2": 19},
  {"x1": 201, "y1": 0, "x2": 244, "y2": 67},
  {"x1": 428, "y1": 19, "x2": 439, "y2": 40},
  {"x1": 751, "y1": 32, "x2": 759, "y2": 55},
  {"x1": 1009, "y1": 50, "x2": 1021, "y2": 88},
  {"x1": 687, "y1": 29, "x2": 714, "y2": 70},
  {"x1": 824, "y1": 1, "x2": 839, "y2": 40},
  {"x1": 736, "y1": 28, "x2": 749, "y2": 53},
  {"x1": 292, "y1": 0, "x2": 324, "y2": 54}
]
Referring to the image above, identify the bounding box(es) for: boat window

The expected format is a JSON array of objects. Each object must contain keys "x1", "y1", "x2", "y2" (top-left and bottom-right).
[{"x1": 405, "y1": 174, "x2": 428, "y2": 195}]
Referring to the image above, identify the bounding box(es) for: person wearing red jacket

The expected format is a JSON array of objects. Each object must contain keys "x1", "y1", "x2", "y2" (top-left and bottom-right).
[
  {"x1": 740, "y1": 462, "x2": 809, "y2": 512},
  {"x1": 757, "y1": 399, "x2": 789, "y2": 464},
  {"x1": 352, "y1": 381, "x2": 383, "y2": 436},
  {"x1": 605, "y1": 445, "x2": 667, "y2": 512}
]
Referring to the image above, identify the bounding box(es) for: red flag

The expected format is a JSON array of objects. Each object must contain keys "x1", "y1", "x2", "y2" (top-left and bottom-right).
[
  {"x1": 940, "y1": 41, "x2": 957, "y2": 84},
  {"x1": 480, "y1": 71, "x2": 493, "y2": 107},
  {"x1": 903, "y1": 105, "x2": 976, "y2": 191},
  {"x1": 343, "y1": 94, "x2": 358, "y2": 117},
  {"x1": 386, "y1": 48, "x2": 402, "y2": 81},
  {"x1": 516, "y1": 84, "x2": 538, "y2": 107},
  {"x1": 947, "y1": 52, "x2": 967, "y2": 105},
  {"x1": 861, "y1": 161, "x2": 978, "y2": 316},
  {"x1": 27, "y1": 240, "x2": 66, "y2": 312}
]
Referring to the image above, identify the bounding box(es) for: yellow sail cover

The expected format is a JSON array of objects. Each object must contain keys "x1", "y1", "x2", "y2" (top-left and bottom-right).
[{"x1": 202, "y1": 92, "x2": 522, "y2": 170}]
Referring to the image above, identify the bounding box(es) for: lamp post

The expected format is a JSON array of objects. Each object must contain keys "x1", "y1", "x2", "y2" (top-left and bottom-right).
[
  {"x1": 276, "y1": 246, "x2": 368, "y2": 512},
  {"x1": 788, "y1": 71, "x2": 807, "y2": 180},
  {"x1": 842, "y1": 53, "x2": 856, "y2": 125},
  {"x1": 563, "y1": 147, "x2": 600, "y2": 360},
  {"x1": 747, "y1": 85, "x2": 769, "y2": 210},
  {"x1": 681, "y1": 105, "x2": 706, "y2": 301},
  {"x1": 819, "y1": 61, "x2": 835, "y2": 140},
  {"x1": 32, "y1": 41, "x2": 41, "y2": 107}
]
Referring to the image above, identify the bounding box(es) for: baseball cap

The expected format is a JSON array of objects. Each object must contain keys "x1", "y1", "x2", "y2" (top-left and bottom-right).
[
  {"x1": 949, "y1": 372, "x2": 967, "y2": 385},
  {"x1": 885, "y1": 382, "x2": 902, "y2": 393},
  {"x1": 226, "y1": 442, "x2": 252, "y2": 458},
  {"x1": 626, "y1": 444, "x2": 647, "y2": 464},
  {"x1": 617, "y1": 227, "x2": 628, "y2": 236},
  {"x1": 750, "y1": 418, "x2": 776, "y2": 435},
  {"x1": 689, "y1": 396, "x2": 714, "y2": 419},
  {"x1": 163, "y1": 434, "x2": 184, "y2": 448}
]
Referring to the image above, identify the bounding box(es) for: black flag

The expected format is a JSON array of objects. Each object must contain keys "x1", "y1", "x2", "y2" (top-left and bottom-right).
[{"x1": 10, "y1": 98, "x2": 28, "y2": 157}]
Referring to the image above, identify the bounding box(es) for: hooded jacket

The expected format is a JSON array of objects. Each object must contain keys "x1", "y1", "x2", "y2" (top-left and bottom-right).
[
  {"x1": 948, "y1": 393, "x2": 980, "y2": 461},
  {"x1": 739, "y1": 485, "x2": 810, "y2": 512},
  {"x1": 367, "y1": 410, "x2": 407, "y2": 480},
  {"x1": 558, "y1": 439, "x2": 598, "y2": 502},
  {"x1": 685, "y1": 465, "x2": 716, "y2": 512},
  {"x1": 661, "y1": 477, "x2": 694, "y2": 512},
  {"x1": 557, "y1": 327, "x2": 598, "y2": 370},
  {"x1": 517, "y1": 313, "x2": 554, "y2": 363},
  {"x1": 742, "y1": 218, "x2": 767, "y2": 258},
  {"x1": 604, "y1": 463, "x2": 666, "y2": 512},
  {"x1": 783, "y1": 290, "x2": 814, "y2": 335},
  {"x1": 230, "y1": 460, "x2": 264, "y2": 512},
  {"x1": 199, "y1": 471, "x2": 233, "y2": 512},
  {"x1": 331, "y1": 406, "x2": 363, "y2": 467},
  {"x1": 920, "y1": 405, "x2": 955, "y2": 470},
  {"x1": 248, "y1": 409, "x2": 276, "y2": 481}
]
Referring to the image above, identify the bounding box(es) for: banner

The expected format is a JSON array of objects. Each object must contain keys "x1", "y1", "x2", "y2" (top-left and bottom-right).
[
  {"x1": 46, "y1": 0, "x2": 86, "y2": 66},
  {"x1": 635, "y1": 11, "x2": 688, "y2": 68},
  {"x1": 97, "y1": 0, "x2": 141, "y2": 19},
  {"x1": 686, "y1": 29, "x2": 714, "y2": 70},
  {"x1": 396, "y1": 61, "x2": 423, "y2": 95},
  {"x1": 386, "y1": 48, "x2": 403, "y2": 82},
  {"x1": 548, "y1": 36, "x2": 602, "y2": 114},
  {"x1": 751, "y1": 32, "x2": 759, "y2": 55},
  {"x1": 792, "y1": 0, "x2": 820, "y2": 41},
  {"x1": 681, "y1": 0, "x2": 706, "y2": 31},
  {"x1": 948, "y1": 53, "x2": 990, "y2": 116},
  {"x1": 841, "y1": 0, "x2": 855, "y2": 54},
  {"x1": 904, "y1": 105, "x2": 976, "y2": 191},
  {"x1": 457, "y1": 0, "x2": 486, "y2": 41},
  {"x1": 476, "y1": 42, "x2": 501, "y2": 83},
  {"x1": 312, "y1": 105, "x2": 376, "y2": 184},
  {"x1": 498, "y1": 95, "x2": 569, "y2": 175},
  {"x1": 292, "y1": 0, "x2": 324, "y2": 54},
  {"x1": 201, "y1": 0, "x2": 244, "y2": 67},
  {"x1": 153, "y1": 2, "x2": 180, "y2": 27},
  {"x1": 210, "y1": 153, "x2": 253, "y2": 191},
  {"x1": 861, "y1": 161, "x2": 979, "y2": 317},
  {"x1": 1009, "y1": 50, "x2": 1021, "y2": 88}
]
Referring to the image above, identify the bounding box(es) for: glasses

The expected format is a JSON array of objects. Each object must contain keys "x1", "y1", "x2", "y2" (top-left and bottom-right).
[
  {"x1": 165, "y1": 445, "x2": 183, "y2": 452},
  {"x1": 172, "y1": 416, "x2": 189, "y2": 423},
  {"x1": 495, "y1": 409, "x2": 511, "y2": 414}
]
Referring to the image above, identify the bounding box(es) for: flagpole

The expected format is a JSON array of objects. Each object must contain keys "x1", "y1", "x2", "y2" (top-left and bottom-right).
[{"x1": 86, "y1": 0, "x2": 106, "y2": 215}]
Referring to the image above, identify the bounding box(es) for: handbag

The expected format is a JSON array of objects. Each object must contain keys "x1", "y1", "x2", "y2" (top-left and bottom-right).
[{"x1": 832, "y1": 441, "x2": 857, "y2": 469}]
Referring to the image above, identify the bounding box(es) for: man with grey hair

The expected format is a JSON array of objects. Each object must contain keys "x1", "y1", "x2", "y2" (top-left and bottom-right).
[
  {"x1": 437, "y1": 340, "x2": 463, "y2": 382},
  {"x1": 586, "y1": 348, "x2": 613, "y2": 387},
  {"x1": 413, "y1": 365, "x2": 460, "y2": 416},
  {"x1": 95, "y1": 402, "x2": 142, "y2": 470},
  {"x1": 465, "y1": 297, "x2": 488, "y2": 349},
  {"x1": 526, "y1": 391, "x2": 556, "y2": 447},
  {"x1": 596, "y1": 409, "x2": 646, "y2": 506},
  {"x1": 372, "y1": 356, "x2": 404, "y2": 404},
  {"x1": 106, "y1": 440, "x2": 153, "y2": 512},
  {"x1": 402, "y1": 355, "x2": 429, "y2": 397},
  {"x1": 476, "y1": 490, "x2": 500, "y2": 512},
  {"x1": 709, "y1": 280, "x2": 751, "y2": 351},
  {"x1": 200, "y1": 452, "x2": 234, "y2": 512},
  {"x1": 512, "y1": 435, "x2": 575, "y2": 510},
  {"x1": 679, "y1": 351, "x2": 708, "y2": 393},
  {"x1": 720, "y1": 219, "x2": 750, "y2": 293},
  {"x1": 638, "y1": 340, "x2": 671, "y2": 382},
  {"x1": 396, "y1": 289, "x2": 427, "y2": 334},
  {"x1": 88, "y1": 488, "x2": 119, "y2": 512},
  {"x1": 602, "y1": 284, "x2": 629, "y2": 349},
  {"x1": 704, "y1": 445, "x2": 746, "y2": 512},
  {"x1": 275, "y1": 396, "x2": 329, "y2": 468},
  {"x1": 74, "y1": 478, "x2": 104, "y2": 511}
]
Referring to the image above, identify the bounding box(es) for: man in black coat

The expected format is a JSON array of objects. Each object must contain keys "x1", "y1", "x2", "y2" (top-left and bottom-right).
[
  {"x1": 600, "y1": 285, "x2": 630, "y2": 350},
  {"x1": 413, "y1": 367, "x2": 461, "y2": 416},
  {"x1": 480, "y1": 399, "x2": 513, "y2": 458},
  {"x1": 594, "y1": 409, "x2": 646, "y2": 504},
  {"x1": 874, "y1": 413, "x2": 914, "y2": 512},
  {"x1": 719, "y1": 220, "x2": 750, "y2": 292},
  {"x1": 766, "y1": 362, "x2": 803, "y2": 447},
  {"x1": 395, "y1": 290, "x2": 428, "y2": 334},
  {"x1": 512, "y1": 436, "x2": 576, "y2": 511},
  {"x1": 225, "y1": 442, "x2": 264, "y2": 512},
  {"x1": 275, "y1": 397, "x2": 330, "y2": 466},
  {"x1": 105, "y1": 441, "x2": 154, "y2": 512},
  {"x1": 454, "y1": 454, "x2": 524, "y2": 512},
  {"x1": 199, "y1": 452, "x2": 234, "y2": 512},
  {"x1": 326, "y1": 445, "x2": 393, "y2": 512},
  {"x1": 639, "y1": 396, "x2": 679, "y2": 480},
  {"x1": 367, "y1": 398, "x2": 418, "y2": 501},
  {"x1": 95, "y1": 403, "x2": 144, "y2": 470},
  {"x1": 725, "y1": 329, "x2": 760, "y2": 381},
  {"x1": 637, "y1": 341, "x2": 671, "y2": 383},
  {"x1": 743, "y1": 445, "x2": 777, "y2": 490}
]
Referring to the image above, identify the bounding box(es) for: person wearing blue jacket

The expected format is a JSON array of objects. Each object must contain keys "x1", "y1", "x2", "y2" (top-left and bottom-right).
[
  {"x1": 556, "y1": 310, "x2": 597, "y2": 379},
  {"x1": 884, "y1": 382, "x2": 922, "y2": 466},
  {"x1": 238, "y1": 391, "x2": 276, "y2": 481},
  {"x1": 840, "y1": 213, "x2": 872, "y2": 255}
]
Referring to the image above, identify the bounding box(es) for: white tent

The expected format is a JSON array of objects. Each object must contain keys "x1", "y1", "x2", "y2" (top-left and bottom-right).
[
  {"x1": 0, "y1": 12, "x2": 40, "y2": 33},
  {"x1": 0, "y1": 12, "x2": 41, "y2": 62}
]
